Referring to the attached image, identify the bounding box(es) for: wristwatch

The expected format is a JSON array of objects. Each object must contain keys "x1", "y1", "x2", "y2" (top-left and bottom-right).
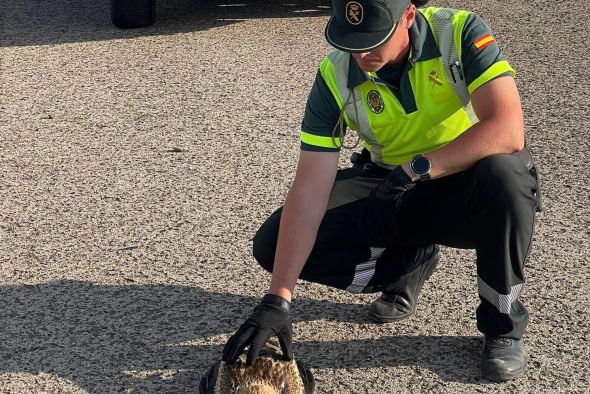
[{"x1": 410, "y1": 154, "x2": 431, "y2": 182}]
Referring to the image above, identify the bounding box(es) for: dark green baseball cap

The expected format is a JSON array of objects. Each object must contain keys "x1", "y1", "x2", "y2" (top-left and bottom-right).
[{"x1": 325, "y1": 0, "x2": 411, "y2": 52}]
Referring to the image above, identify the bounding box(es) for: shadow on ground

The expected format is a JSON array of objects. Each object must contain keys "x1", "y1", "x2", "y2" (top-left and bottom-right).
[
  {"x1": 0, "y1": 0, "x2": 331, "y2": 48},
  {"x1": 0, "y1": 280, "x2": 481, "y2": 392}
]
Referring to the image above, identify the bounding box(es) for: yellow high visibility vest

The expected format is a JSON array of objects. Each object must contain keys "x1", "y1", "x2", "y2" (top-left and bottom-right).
[{"x1": 319, "y1": 7, "x2": 515, "y2": 166}]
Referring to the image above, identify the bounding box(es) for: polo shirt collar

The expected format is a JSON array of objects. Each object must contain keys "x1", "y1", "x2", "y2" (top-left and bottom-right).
[{"x1": 347, "y1": 11, "x2": 442, "y2": 88}]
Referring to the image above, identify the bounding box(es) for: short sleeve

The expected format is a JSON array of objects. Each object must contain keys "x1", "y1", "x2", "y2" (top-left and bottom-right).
[
  {"x1": 461, "y1": 13, "x2": 516, "y2": 94},
  {"x1": 300, "y1": 70, "x2": 344, "y2": 152}
]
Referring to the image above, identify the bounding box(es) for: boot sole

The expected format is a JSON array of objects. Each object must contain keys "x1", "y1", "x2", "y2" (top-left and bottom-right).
[
  {"x1": 367, "y1": 308, "x2": 415, "y2": 324},
  {"x1": 482, "y1": 366, "x2": 526, "y2": 382},
  {"x1": 367, "y1": 247, "x2": 440, "y2": 324}
]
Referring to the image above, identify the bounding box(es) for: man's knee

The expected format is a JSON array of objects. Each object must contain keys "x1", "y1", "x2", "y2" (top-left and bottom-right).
[
  {"x1": 473, "y1": 154, "x2": 535, "y2": 210},
  {"x1": 252, "y1": 210, "x2": 281, "y2": 273},
  {"x1": 475, "y1": 154, "x2": 523, "y2": 181}
]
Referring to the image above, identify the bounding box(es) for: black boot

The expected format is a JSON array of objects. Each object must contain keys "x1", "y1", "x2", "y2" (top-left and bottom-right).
[
  {"x1": 481, "y1": 336, "x2": 527, "y2": 381},
  {"x1": 368, "y1": 244, "x2": 440, "y2": 323}
]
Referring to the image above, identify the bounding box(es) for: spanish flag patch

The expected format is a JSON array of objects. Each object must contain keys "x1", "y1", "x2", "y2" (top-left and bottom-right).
[{"x1": 474, "y1": 34, "x2": 495, "y2": 50}]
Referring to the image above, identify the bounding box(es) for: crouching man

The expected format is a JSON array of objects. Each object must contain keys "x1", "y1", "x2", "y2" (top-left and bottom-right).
[{"x1": 223, "y1": 0, "x2": 540, "y2": 382}]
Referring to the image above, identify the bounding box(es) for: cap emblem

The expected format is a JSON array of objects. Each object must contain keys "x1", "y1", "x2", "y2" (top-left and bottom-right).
[
  {"x1": 346, "y1": 1, "x2": 363, "y2": 25},
  {"x1": 367, "y1": 90, "x2": 384, "y2": 114}
]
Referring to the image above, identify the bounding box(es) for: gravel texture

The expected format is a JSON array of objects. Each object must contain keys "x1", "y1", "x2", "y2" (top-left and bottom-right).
[{"x1": 1, "y1": 0, "x2": 589, "y2": 393}]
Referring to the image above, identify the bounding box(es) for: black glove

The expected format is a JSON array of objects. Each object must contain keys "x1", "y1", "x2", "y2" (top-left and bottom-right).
[
  {"x1": 222, "y1": 294, "x2": 293, "y2": 366},
  {"x1": 360, "y1": 166, "x2": 415, "y2": 244}
]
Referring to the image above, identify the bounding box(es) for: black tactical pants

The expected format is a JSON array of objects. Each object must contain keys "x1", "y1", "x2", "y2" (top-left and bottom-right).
[{"x1": 253, "y1": 153, "x2": 540, "y2": 339}]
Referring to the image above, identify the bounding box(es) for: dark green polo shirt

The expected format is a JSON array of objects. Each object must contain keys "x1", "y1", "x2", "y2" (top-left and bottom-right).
[{"x1": 301, "y1": 9, "x2": 513, "y2": 152}]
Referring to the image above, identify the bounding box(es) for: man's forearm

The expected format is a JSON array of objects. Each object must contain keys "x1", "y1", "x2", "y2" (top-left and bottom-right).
[
  {"x1": 268, "y1": 187, "x2": 329, "y2": 302},
  {"x1": 417, "y1": 117, "x2": 524, "y2": 180},
  {"x1": 403, "y1": 77, "x2": 525, "y2": 181}
]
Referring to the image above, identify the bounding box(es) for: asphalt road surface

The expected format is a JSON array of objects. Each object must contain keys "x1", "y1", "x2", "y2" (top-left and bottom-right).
[{"x1": 1, "y1": 0, "x2": 588, "y2": 392}]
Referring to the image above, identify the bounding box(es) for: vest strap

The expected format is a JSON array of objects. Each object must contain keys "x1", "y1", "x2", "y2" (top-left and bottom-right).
[{"x1": 431, "y1": 9, "x2": 479, "y2": 124}]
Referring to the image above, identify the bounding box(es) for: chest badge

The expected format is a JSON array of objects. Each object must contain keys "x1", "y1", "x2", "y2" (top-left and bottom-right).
[
  {"x1": 367, "y1": 90, "x2": 384, "y2": 114},
  {"x1": 429, "y1": 70, "x2": 443, "y2": 88},
  {"x1": 346, "y1": 2, "x2": 363, "y2": 25}
]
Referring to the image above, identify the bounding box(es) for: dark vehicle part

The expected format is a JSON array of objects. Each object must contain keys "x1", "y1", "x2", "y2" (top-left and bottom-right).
[{"x1": 111, "y1": 0, "x2": 155, "y2": 28}]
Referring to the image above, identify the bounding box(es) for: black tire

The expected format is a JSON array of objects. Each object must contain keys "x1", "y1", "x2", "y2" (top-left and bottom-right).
[{"x1": 111, "y1": 0, "x2": 156, "y2": 29}]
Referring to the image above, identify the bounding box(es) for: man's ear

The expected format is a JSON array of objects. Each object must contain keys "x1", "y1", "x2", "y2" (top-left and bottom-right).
[{"x1": 403, "y1": 5, "x2": 417, "y2": 29}]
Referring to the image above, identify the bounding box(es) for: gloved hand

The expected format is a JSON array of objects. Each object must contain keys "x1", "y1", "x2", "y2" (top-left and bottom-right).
[
  {"x1": 222, "y1": 294, "x2": 293, "y2": 366},
  {"x1": 360, "y1": 166, "x2": 415, "y2": 244}
]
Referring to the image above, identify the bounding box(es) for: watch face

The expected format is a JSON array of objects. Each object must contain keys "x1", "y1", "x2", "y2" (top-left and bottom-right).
[{"x1": 412, "y1": 156, "x2": 431, "y2": 175}]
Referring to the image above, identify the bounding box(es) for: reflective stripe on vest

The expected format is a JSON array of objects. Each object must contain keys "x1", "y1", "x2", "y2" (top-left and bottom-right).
[
  {"x1": 425, "y1": 7, "x2": 479, "y2": 124},
  {"x1": 319, "y1": 52, "x2": 386, "y2": 163}
]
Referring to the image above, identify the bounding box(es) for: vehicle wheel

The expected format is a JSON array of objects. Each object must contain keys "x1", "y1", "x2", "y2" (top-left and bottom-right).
[{"x1": 111, "y1": 0, "x2": 156, "y2": 28}]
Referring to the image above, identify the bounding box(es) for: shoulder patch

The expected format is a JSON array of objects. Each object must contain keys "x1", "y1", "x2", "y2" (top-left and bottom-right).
[{"x1": 473, "y1": 34, "x2": 495, "y2": 50}]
